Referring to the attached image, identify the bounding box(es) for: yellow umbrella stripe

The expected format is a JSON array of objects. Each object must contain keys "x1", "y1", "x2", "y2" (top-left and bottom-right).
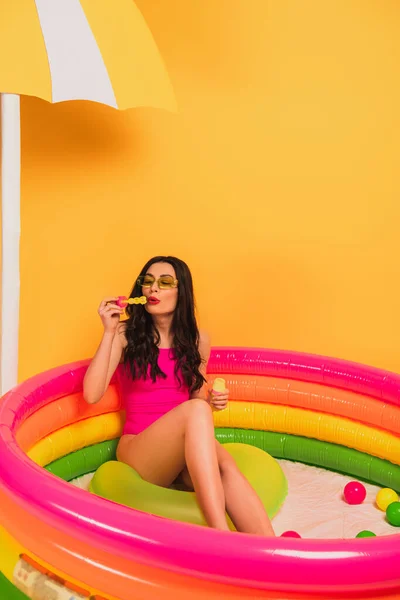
[
  {"x1": 28, "y1": 411, "x2": 124, "y2": 466},
  {"x1": 213, "y1": 401, "x2": 400, "y2": 466},
  {"x1": 0, "y1": 0, "x2": 51, "y2": 101},
  {"x1": 80, "y1": 0, "x2": 176, "y2": 111}
]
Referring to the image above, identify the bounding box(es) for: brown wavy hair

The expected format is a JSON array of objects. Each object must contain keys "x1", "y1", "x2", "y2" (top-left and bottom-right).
[{"x1": 122, "y1": 256, "x2": 206, "y2": 394}]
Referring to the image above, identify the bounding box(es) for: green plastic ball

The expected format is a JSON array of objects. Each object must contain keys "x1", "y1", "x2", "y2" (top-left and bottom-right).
[
  {"x1": 355, "y1": 530, "x2": 376, "y2": 538},
  {"x1": 386, "y1": 501, "x2": 400, "y2": 526}
]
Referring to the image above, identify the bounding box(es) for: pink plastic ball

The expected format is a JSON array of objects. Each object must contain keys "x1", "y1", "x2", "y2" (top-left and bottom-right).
[
  {"x1": 280, "y1": 530, "x2": 301, "y2": 538},
  {"x1": 343, "y1": 481, "x2": 367, "y2": 505}
]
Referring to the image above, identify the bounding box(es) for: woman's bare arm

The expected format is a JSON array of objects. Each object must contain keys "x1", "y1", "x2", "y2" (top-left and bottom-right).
[
  {"x1": 195, "y1": 330, "x2": 229, "y2": 409},
  {"x1": 191, "y1": 330, "x2": 211, "y2": 401},
  {"x1": 83, "y1": 325, "x2": 126, "y2": 404}
]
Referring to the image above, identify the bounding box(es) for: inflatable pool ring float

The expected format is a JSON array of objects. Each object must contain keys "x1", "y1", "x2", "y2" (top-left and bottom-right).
[
  {"x1": 2, "y1": 346, "x2": 400, "y2": 599},
  {"x1": 90, "y1": 443, "x2": 287, "y2": 528}
]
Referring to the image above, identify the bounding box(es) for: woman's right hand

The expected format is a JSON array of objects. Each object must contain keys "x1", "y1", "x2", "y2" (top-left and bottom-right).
[{"x1": 98, "y1": 297, "x2": 124, "y2": 333}]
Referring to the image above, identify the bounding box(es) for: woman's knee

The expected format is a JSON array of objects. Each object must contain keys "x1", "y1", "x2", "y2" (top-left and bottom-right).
[{"x1": 185, "y1": 398, "x2": 213, "y2": 419}]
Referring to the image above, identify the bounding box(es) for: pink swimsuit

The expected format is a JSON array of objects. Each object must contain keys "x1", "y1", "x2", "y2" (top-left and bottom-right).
[{"x1": 117, "y1": 348, "x2": 190, "y2": 435}]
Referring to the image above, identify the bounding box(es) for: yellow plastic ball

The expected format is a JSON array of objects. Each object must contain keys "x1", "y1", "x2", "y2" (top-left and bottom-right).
[{"x1": 376, "y1": 488, "x2": 399, "y2": 511}]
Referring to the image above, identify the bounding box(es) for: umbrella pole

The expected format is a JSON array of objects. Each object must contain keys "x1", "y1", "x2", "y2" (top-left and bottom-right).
[{"x1": 1, "y1": 93, "x2": 21, "y2": 395}]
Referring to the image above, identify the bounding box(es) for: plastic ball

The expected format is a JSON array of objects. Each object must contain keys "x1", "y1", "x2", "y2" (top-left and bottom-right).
[
  {"x1": 376, "y1": 488, "x2": 399, "y2": 511},
  {"x1": 343, "y1": 481, "x2": 367, "y2": 505},
  {"x1": 280, "y1": 530, "x2": 301, "y2": 538},
  {"x1": 386, "y1": 501, "x2": 400, "y2": 526},
  {"x1": 355, "y1": 530, "x2": 376, "y2": 538}
]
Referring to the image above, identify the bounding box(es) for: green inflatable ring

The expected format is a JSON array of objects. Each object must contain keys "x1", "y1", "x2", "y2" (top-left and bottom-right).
[{"x1": 90, "y1": 443, "x2": 287, "y2": 527}]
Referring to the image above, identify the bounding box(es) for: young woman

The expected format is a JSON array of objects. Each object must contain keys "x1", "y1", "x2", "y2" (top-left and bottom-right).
[{"x1": 83, "y1": 256, "x2": 275, "y2": 535}]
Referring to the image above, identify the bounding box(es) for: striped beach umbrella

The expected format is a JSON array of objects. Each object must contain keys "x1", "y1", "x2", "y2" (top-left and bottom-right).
[{"x1": 0, "y1": 0, "x2": 176, "y2": 394}]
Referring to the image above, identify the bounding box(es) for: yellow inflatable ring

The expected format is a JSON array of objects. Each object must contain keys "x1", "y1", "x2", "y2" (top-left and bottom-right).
[{"x1": 90, "y1": 443, "x2": 287, "y2": 527}]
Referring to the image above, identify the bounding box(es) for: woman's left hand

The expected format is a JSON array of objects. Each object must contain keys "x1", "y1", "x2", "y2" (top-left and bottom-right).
[{"x1": 209, "y1": 388, "x2": 229, "y2": 410}]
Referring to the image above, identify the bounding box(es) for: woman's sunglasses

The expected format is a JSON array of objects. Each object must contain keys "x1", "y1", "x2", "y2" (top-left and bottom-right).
[{"x1": 137, "y1": 275, "x2": 178, "y2": 289}]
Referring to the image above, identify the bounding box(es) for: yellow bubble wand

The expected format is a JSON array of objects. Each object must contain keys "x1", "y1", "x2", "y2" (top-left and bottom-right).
[{"x1": 116, "y1": 295, "x2": 147, "y2": 307}]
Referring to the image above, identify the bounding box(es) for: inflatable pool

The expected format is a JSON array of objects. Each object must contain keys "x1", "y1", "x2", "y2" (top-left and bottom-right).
[{"x1": 1, "y1": 346, "x2": 400, "y2": 599}]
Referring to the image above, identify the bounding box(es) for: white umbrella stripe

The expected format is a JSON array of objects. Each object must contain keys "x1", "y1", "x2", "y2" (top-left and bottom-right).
[{"x1": 35, "y1": 0, "x2": 117, "y2": 106}]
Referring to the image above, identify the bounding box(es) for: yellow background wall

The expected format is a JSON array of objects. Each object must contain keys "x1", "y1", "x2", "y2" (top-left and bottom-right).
[{"x1": 8, "y1": 1, "x2": 400, "y2": 381}]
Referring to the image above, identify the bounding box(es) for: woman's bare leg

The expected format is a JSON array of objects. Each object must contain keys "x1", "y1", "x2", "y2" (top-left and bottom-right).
[
  {"x1": 117, "y1": 399, "x2": 229, "y2": 531},
  {"x1": 216, "y1": 444, "x2": 275, "y2": 535},
  {"x1": 180, "y1": 442, "x2": 275, "y2": 536}
]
